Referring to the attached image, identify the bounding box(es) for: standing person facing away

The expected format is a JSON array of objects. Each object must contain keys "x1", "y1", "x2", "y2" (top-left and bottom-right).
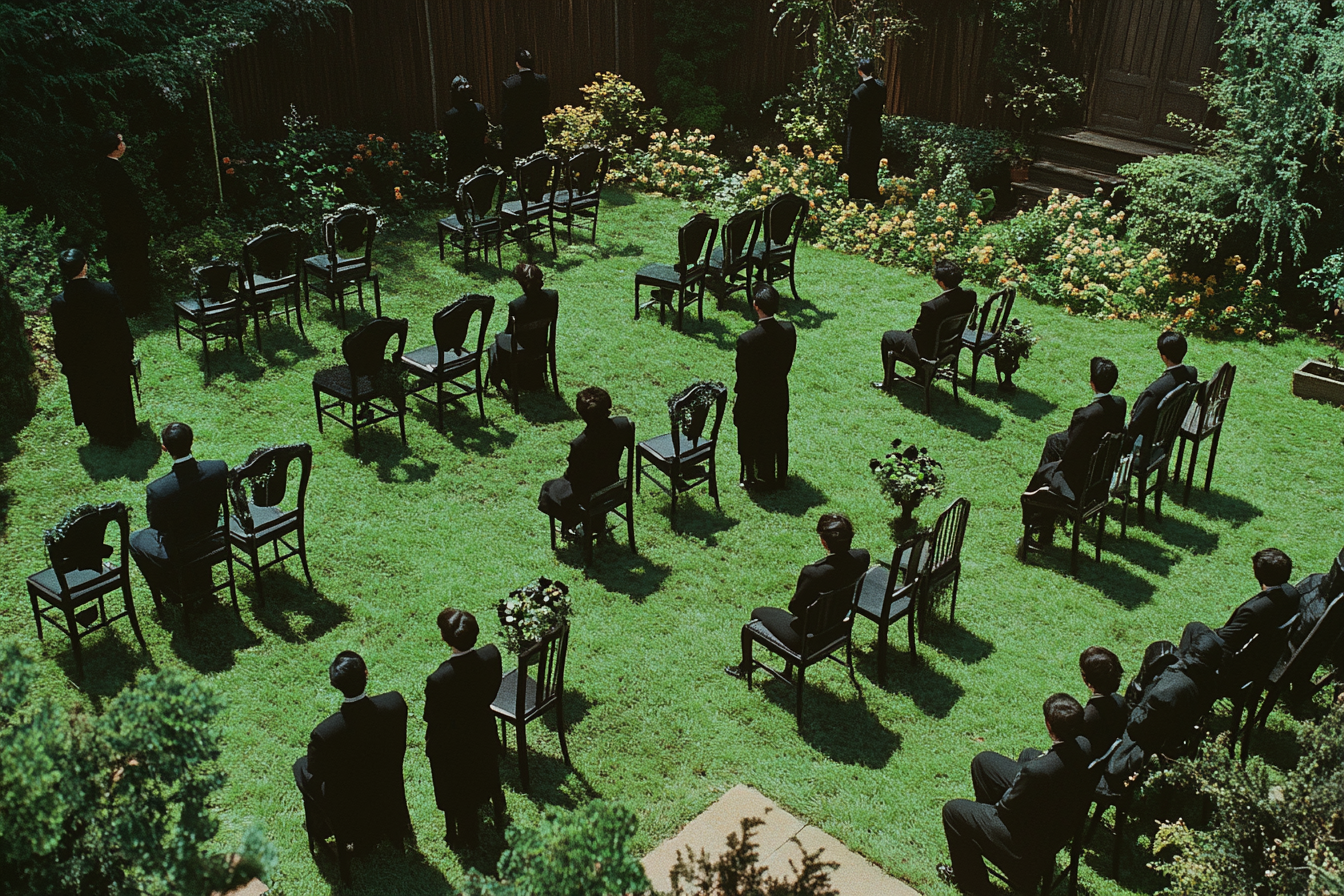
[
  {"x1": 734, "y1": 283, "x2": 797, "y2": 490},
  {"x1": 93, "y1": 129, "x2": 152, "y2": 315},
  {"x1": 843, "y1": 57, "x2": 886, "y2": 205},
  {"x1": 500, "y1": 48, "x2": 549, "y2": 164}
]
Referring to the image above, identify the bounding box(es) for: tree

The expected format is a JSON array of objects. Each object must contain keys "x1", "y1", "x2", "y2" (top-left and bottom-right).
[{"x1": 652, "y1": 0, "x2": 750, "y2": 134}]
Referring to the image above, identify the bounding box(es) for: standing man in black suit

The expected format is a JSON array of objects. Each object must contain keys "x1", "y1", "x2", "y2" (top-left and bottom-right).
[
  {"x1": 874, "y1": 259, "x2": 977, "y2": 391},
  {"x1": 1125, "y1": 330, "x2": 1197, "y2": 451},
  {"x1": 1019, "y1": 356, "x2": 1126, "y2": 551},
  {"x1": 93, "y1": 129, "x2": 151, "y2": 316},
  {"x1": 50, "y1": 249, "x2": 138, "y2": 447},
  {"x1": 726, "y1": 512, "x2": 869, "y2": 678},
  {"x1": 734, "y1": 283, "x2": 797, "y2": 489},
  {"x1": 443, "y1": 75, "x2": 490, "y2": 190},
  {"x1": 538, "y1": 386, "x2": 635, "y2": 538},
  {"x1": 939, "y1": 694, "x2": 1097, "y2": 894},
  {"x1": 129, "y1": 422, "x2": 229, "y2": 597},
  {"x1": 424, "y1": 607, "x2": 506, "y2": 848},
  {"x1": 843, "y1": 57, "x2": 886, "y2": 205},
  {"x1": 294, "y1": 651, "x2": 411, "y2": 854},
  {"x1": 501, "y1": 48, "x2": 549, "y2": 164}
]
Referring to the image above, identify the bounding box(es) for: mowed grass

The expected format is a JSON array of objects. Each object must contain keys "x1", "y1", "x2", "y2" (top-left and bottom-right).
[{"x1": 1, "y1": 188, "x2": 1342, "y2": 896}]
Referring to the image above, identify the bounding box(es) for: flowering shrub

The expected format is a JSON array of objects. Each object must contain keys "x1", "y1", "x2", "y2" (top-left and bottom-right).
[
  {"x1": 543, "y1": 73, "x2": 665, "y2": 176},
  {"x1": 1158, "y1": 257, "x2": 1282, "y2": 341},
  {"x1": 627, "y1": 130, "x2": 726, "y2": 200},
  {"x1": 869, "y1": 439, "x2": 945, "y2": 514},
  {"x1": 733, "y1": 143, "x2": 846, "y2": 240}
]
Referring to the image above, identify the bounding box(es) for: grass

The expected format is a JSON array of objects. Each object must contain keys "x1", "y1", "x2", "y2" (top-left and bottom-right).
[{"x1": 1, "y1": 187, "x2": 1342, "y2": 896}]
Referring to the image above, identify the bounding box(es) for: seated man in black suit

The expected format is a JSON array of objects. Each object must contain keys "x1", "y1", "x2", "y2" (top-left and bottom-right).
[
  {"x1": 725, "y1": 512, "x2": 869, "y2": 678},
  {"x1": 1180, "y1": 548, "x2": 1300, "y2": 673},
  {"x1": 294, "y1": 651, "x2": 410, "y2": 855},
  {"x1": 939, "y1": 694, "x2": 1097, "y2": 895},
  {"x1": 538, "y1": 386, "x2": 635, "y2": 538},
  {"x1": 1125, "y1": 329, "x2": 1197, "y2": 451},
  {"x1": 1018, "y1": 356, "x2": 1126, "y2": 552},
  {"x1": 1078, "y1": 646, "x2": 1126, "y2": 756},
  {"x1": 129, "y1": 422, "x2": 229, "y2": 597},
  {"x1": 873, "y1": 258, "x2": 977, "y2": 391}
]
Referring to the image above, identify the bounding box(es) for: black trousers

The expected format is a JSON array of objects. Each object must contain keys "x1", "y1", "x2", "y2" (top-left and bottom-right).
[
  {"x1": 880, "y1": 329, "x2": 921, "y2": 384},
  {"x1": 740, "y1": 606, "x2": 802, "y2": 670},
  {"x1": 942, "y1": 749, "x2": 1043, "y2": 894},
  {"x1": 1021, "y1": 431, "x2": 1071, "y2": 527},
  {"x1": 737, "y1": 409, "x2": 788, "y2": 485}
]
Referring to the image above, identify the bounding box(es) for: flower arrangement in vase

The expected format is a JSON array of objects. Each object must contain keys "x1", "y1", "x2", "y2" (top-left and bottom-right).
[
  {"x1": 496, "y1": 577, "x2": 572, "y2": 654},
  {"x1": 869, "y1": 439, "x2": 945, "y2": 520}
]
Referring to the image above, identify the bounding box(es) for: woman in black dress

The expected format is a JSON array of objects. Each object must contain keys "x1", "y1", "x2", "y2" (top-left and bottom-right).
[
  {"x1": 443, "y1": 75, "x2": 489, "y2": 191},
  {"x1": 487, "y1": 262, "x2": 557, "y2": 391}
]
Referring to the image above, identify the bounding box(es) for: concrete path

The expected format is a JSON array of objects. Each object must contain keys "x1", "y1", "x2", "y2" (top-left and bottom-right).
[{"x1": 642, "y1": 785, "x2": 921, "y2": 896}]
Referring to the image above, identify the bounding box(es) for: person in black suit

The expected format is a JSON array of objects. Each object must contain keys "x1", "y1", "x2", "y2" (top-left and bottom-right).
[
  {"x1": 50, "y1": 249, "x2": 138, "y2": 447},
  {"x1": 93, "y1": 129, "x2": 151, "y2": 316},
  {"x1": 129, "y1": 422, "x2": 230, "y2": 597},
  {"x1": 874, "y1": 259, "x2": 977, "y2": 391},
  {"x1": 488, "y1": 262, "x2": 558, "y2": 391},
  {"x1": 443, "y1": 75, "x2": 490, "y2": 190},
  {"x1": 293, "y1": 651, "x2": 411, "y2": 852},
  {"x1": 425, "y1": 608, "x2": 506, "y2": 848},
  {"x1": 726, "y1": 513, "x2": 870, "y2": 678},
  {"x1": 939, "y1": 694, "x2": 1097, "y2": 894},
  {"x1": 842, "y1": 57, "x2": 886, "y2": 205},
  {"x1": 1078, "y1": 646, "x2": 1126, "y2": 756},
  {"x1": 1125, "y1": 330, "x2": 1197, "y2": 451},
  {"x1": 734, "y1": 284, "x2": 797, "y2": 489},
  {"x1": 538, "y1": 386, "x2": 635, "y2": 537},
  {"x1": 1019, "y1": 356, "x2": 1126, "y2": 550},
  {"x1": 1179, "y1": 548, "x2": 1300, "y2": 669},
  {"x1": 500, "y1": 48, "x2": 549, "y2": 164}
]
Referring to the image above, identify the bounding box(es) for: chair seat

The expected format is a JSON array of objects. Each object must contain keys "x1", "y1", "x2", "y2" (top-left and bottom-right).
[
  {"x1": 962, "y1": 328, "x2": 998, "y2": 347},
  {"x1": 400, "y1": 344, "x2": 475, "y2": 375},
  {"x1": 229, "y1": 504, "x2": 293, "y2": 543},
  {"x1": 855, "y1": 567, "x2": 912, "y2": 621},
  {"x1": 555, "y1": 192, "x2": 598, "y2": 211},
  {"x1": 491, "y1": 668, "x2": 540, "y2": 722},
  {"x1": 304, "y1": 255, "x2": 371, "y2": 282},
  {"x1": 27, "y1": 564, "x2": 117, "y2": 603},
  {"x1": 635, "y1": 263, "x2": 685, "y2": 288},
  {"x1": 746, "y1": 617, "x2": 847, "y2": 665},
  {"x1": 249, "y1": 273, "x2": 297, "y2": 292},
  {"x1": 313, "y1": 365, "x2": 379, "y2": 401},
  {"x1": 637, "y1": 432, "x2": 711, "y2": 464},
  {"x1": 175, "y1": 298, "x2": 239, "y2": 321}
]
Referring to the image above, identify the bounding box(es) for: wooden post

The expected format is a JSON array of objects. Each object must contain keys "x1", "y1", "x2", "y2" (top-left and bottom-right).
[
  {"x1": 613, "y1": 0, "x2": 620, "y2": 74},
  {"x1": 205, "y1": 79, "x2": 223, "y2": 209},
  {"x1": 424, "y1": 0, "x2": 439, "y2": 127}
]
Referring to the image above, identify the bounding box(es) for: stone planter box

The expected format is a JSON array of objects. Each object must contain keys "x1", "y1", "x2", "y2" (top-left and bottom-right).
[{"x1": 1292, "y1": 359, "x2": 1344, "y2": 407}]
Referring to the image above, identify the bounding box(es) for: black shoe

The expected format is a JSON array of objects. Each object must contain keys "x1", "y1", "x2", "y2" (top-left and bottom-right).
[
  {"x1": 936, "y1": 863, "x2": 958, "y2": 887},
  {"x1": 870, "y1": 380, "x2": 893, "y2": 393},
  {"x1": 724, "y1": 664, "x2": 747, "y2": 680}
]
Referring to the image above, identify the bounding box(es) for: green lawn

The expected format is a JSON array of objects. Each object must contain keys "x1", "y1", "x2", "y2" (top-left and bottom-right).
[{"x1": 2, "y1": 188, "x2": 1341, "y2": 896}]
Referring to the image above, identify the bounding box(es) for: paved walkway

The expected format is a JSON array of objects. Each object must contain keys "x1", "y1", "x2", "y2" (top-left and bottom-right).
[{"x1": 642, "y1": 785, "x2": 921, "y2": 896}]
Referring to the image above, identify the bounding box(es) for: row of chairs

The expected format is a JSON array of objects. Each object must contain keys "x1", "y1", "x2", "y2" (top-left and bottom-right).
[{"x1": 25, "y1": 444, "x2": 314, "y2": 676}]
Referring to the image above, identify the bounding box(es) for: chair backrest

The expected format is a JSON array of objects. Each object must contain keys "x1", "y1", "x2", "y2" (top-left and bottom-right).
[
  {"x1": 926, "y1": 496, "x2": 971, "y2": 583},
  {"x1": 172, "y1": 489, "x2": 231, "y2": 570},
  {"x1": 720, "y1": 208, "x2": 763, "y2": 266},
  {"x1": 677, "y1": 213, "x2": 719, "y2": 271},
  {"x1": 322, "y1": 203, "x2": 377, "y2": 270},
  {"x1": 971, "y1": 288, "x2": 1014, "y2": 343},
  {"x1": 192, "y1": 260, "x2": 240, "y2": 308},
  {"x1": 1081, "y1": 433, "x2": 1125, "y2": 509},
  {"x1": 1111, "y1": 442, "x2": 1137, "y2": 492},
  {"x1": 342, "y1": 316, "x2": 409, "y2": 378},
  {"x1": 509, "y1": 292, "x2": 557, "y2": 356},
  {"x1": 433, "y1": 294, "x2": 495, "y2": 358},
  {"x1": 514, "y1": 151, "x2": 558, "y2": 207},
  {"x1": 243, "y1": 224, "x2": 301, "y2": 284},
  {"x1": 798, "y1": 575, "x2": 863, "y2": 660},
  {"x1": 229, "y1": 442, "x2": 313, "y2": 532},
  {"x1": 933, "y1": 310, "x2": 975, "y2": 362},
  {"x1": 1277, "y1": 594, "x2": 1344, "y2": 688},
  {"x1": 564, "y1": 145, "x2": 610, "y2": 200},
  {"x1": 667, "y1": 380, "x2": 728, "y2": 451},
  {"x1": 1186, "y1": 361, "x2": 1236, "y2": 436},
  {"x1": 587, "y1": 423, "x2": 637, "y2": 512},
  {"x1": 884, "y1": 534, "x2": 928, "y2": 601},
  {"x1": 1148, "y1": 381, "x2": 1197, "y2": 461},
  {"x1": 457, "y1": 167, "x2": 504, "y2": 225},
  {"x1": 44, "y1": 502, "x2": 129, "y2": 594},
  {"x1": 513, "y1": 620, "x2": 569, "y2": 718},
  {"x1": 762, "y1": 193, "x2": 807, "y2": 250},
  {"x1": 1228, "y1": 614, "x2": 1299, "y2": 690}
]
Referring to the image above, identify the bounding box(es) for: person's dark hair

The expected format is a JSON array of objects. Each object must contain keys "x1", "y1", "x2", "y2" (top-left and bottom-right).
[
  {"x1": 576, "y1": 386, "x2": 613, "y2": 423},
  {"x1": 1043, "y1": 692, "x2": 1085, "y2": 740},
  {"x1": 58, "y1": 248, "x2": 86, "y2": 281},
  {"x1": 450, "y1": 75, "x2": 474, "y2": 107},
  {"x1": 437, "y1": 607, "x2": 480, "y2": 651},
  {"x1": 516, "y1": 48, "x2": 534, "y2": 68},
  {"x1": 933, "y1": 258, "x2": 963, "y2": 287},
  {"x1": 1079, "y1": 646, "x2": 1123, "y2": 694},
  {"x1": 160, "y1": 422, "x2": 194, "y2": 457},
  {"x1": 817, "y1": 512, "x2": 854, "y2": 553},
  {"x1": 99, "y1": 128, "x2": 123, "y2": 156},
  {"x1": 1157, "y1": 330, "x2": 1187, "y2": 363},
  {"x1": 329, "y1": 650, "x2": 367, "y2": 698},
  {"x1": 857, "y1": 57, "x2": 875, "y2": 76},
  {"x1": 1091, "y1": 356, "x2": 1119, "y2": 393},
  {"x1": 1253, "y1": 547, "x2": 1293, "y2": 587},
  {"x1": 513, "y1": 262, "x2": 544, "y2": 295},
  {"x1": 752, "y1": 283, "x2": 780, "y2": 317}
]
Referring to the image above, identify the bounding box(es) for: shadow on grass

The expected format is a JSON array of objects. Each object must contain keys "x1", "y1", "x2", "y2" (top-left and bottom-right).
[
  {"x1": 923, "y1": 621, "x2": 995, "y2": 665},
  {"x1": 559, "y1": 539, "x2": 672, "y2": 603},
  {"x1": 743, "y1": 475, "x2": 827, "y2": 517},
  {"x1": 884, "y1": 382, "x2": 1003, "y2": 441},
  {"x1": 77, "y1": 421, "x2": 161, "y2": 482},
  {"x1": 407, "y1": 400, "x2": 519, "y2": 456},
  {"x1": 758, "y1": 672, "x2": 901, "y2": 766},
  {"x1": 782, "y1": 293, "x2": 838, "y2": 332},
  {"x1": 1066, "y1": 551, "x2": 1157, "y2": 609},
  {"x1": 309, "y1": 838, "x2": 454, "y2": 895},
  {"x1": 972, "y1": 381, "x2": 1059, "y2": 422},
  {"x1": 603, "y1": 188, "x2": 637, "y2": 207},
  {"x1": 0, "y1": 429, "x2": 17, "y2": 534},
  {"x1": 159, "y1": 598, "x2": 263, "y2": 674},
  {"x1": 341, "y1": 429, "x2": 440, "y2": 484},
  {"x1": 499, "y1": 719, "x2": 600, "y2": 812},
  {"x1": 504, "y1": 388, "x2": 578, "y2": 425},
  {"x1": 49, "y1": 629, "x2": 155, "y2": 712},
  {"x1": 851, "y1": 643, "x2": 967, "y2": 718},
  {"x1": 251, "y1": 322, "x2": 320, "y2": 368},
  {"x1": 244, "y1": 568, "x2": 350, "y2": 643},
  {"x1": 597, "y1": 239, "x2": 645, "y2": 259},
  {"x1": 637, "y1": 488, "x2": 740, "y2": 547},
  {"x1": 1181, "y1": 487, "x2": 1264, "y2": 527}
]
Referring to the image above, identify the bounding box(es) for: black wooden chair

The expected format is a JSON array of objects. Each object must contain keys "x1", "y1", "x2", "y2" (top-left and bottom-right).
[
  {"x1": 1085, "y1": 741, "x2": 1142, "y2": 878},
  {"x1": 854, "y1": 533, "x2": 927, "y2": 685},
  {"x1": 636, "y1": 380, "x2": 727, "y2": 526},
  {"x1": 301, "y1": 785, "x2": 409, "y2": 885},
  {"x1": 1114, "y1": 382, "x2": 1196, "y2": 527},
  {"x1": 634, "y1": 212, "x2": 718, "y2": 330},
  {"x1": 27, "y1": 502, "x2": 146, "y2": 678},
  {"x1": 553, "y1": 145, "x2": 610, "y2": 244},
  {"x1": 1174, "y1": 361, "x2": 1236, "y2": 501},
  {"x1": 742, "y1": 573, "x2": 864, "y2": 730},
  {"x1": 491, "y1": 620, "x2": 571, "y2": 792},
  {"x1": 501, "y1": 151, "x2": 560, "y2": 258},
  {"x1": 708, "y1": 207, "x2": 762, "y2": 306},
  {"x1": 887, "y1": 309, "x2": 976, "y2": 413},
  {"x1": 490, "y1": 296, "x2": 559, "y2": 412},
  {"x1": 905, "y1": 496, "x2": 971, "y2": 633},
  {"x1": 228, "y1": 443, "x2": 313, "y2": 603},
  {"x1": 148, "y1": 489, "x2": 239, "y2": 637},
  {"x1": 961, "y1": 287, "x2": 1014, "y2": 394},
  {"x1": 304, "y1": 203, "x2": 381, "y2": 327},
  {"x1": 312, "y1": 317, "x2": 409, "y2": 454},
  {"x1": 1020, "y1": 433, "x2": 1125, "y2": 575},
  {"x1": 241, "y1": 224, "x2": 305, "y2": 348},
  {"x1": 401, "y1": 294, "x2": 495, "y2": 426},
  {"x1": 1107, "y1": 439, "x2": 1140, "y2": 539},
  {"x1": 545, "y1": 424, "x2": 636, "y2": 565},
  {"x1": 749, "y1": 193, "x2": 808, "y2": 302},
  {"x1": 173, "y1": 260, "x2": 244, "y2": 375},
  {"x1": 438, "y1": 166, "x2": 505, "y2": 271},
  {"x1": 1218, "y1": 614, "x2": 1298, "y2": 758}
]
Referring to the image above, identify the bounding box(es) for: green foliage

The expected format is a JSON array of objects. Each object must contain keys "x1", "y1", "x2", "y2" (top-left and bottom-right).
[
  {"x1": 880, "y1": 115, "x2": 1017, "y2": 189},
  {"x1": 628, "y1": 130, "x2": 729, "y2": 201},
  {"x1": 544, "y1": 74, "x2": 666, "y2": 175},
  {"x1": 0, "y1": 256, "x2": 38, "y2": 436},
  {"x1": 869, "y1": 440, "x2": 945, "y2": 511},
  {"x1": 461, "y1": 801, "x2": 651, "y2": 896},
  {"x1": 987, "y1": 0, "x2": 1084, "y2": 130},
  {"x1": 669, "y1": 815, "x2": 838, "y2": 896},
  {"x1": 1119, "y1": 153, "x2": 1245, "y2": 269},
  {"x1": 1152, "y1": 703, "x2": 1344, "y2": 896},
  {"x1": 653, "y1": 0, "x2": 750, "y2": 133},
  {"x1": 0, "y1": 206, "x2": 64, "y2": 314},
  {"x1": 151, "y1": 216, "x2": 248, "y2": 286},
  {"x1": 1300, "y1": 252, "x2": 1344, "y2": 321}
]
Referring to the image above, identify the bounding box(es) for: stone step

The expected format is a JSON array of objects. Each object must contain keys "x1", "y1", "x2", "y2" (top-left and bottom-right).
[
  {"x1": 1029, "y1": 159, "x2": 1125, "y2": 193},
  {"x1": 1036, "y1": 128, "x2": 1168, "y2": 174}
]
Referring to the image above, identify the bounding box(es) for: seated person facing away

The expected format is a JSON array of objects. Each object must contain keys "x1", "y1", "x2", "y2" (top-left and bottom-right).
[
  {"x1": 1078, "y1": 646, "x2": 1126, "y2": 757},
  {"x1": 129, "y1": 422, "x2": 229, "y2": 596},
  {"x1": 1180, "y1": 547, "x2": 1300, "y2": 670},
  {"x1": 538, "y1": 386, "x2": 634, "y2": 538},
  {"x1": 725, "y1": 512, "x2": 870, "y2": 678},
  {"x1": 939, "y1": 694, "x2": 1097, "y2": 895},
  {"x1": 293, "y1": 651, "x2": 411, "y2": 853},
  {"x1": 488, "y1": 262, "x2": 558, "y2": 391},
  {"x1": 1125, "y1": 329, "x2": 1197, "y2": 451},
  {"x1": 1019, "y1": 356, "x2": 1125, "y2": 551},
  {"x1": 873, "y1": 257, "x2": 977, "y2": 391}
]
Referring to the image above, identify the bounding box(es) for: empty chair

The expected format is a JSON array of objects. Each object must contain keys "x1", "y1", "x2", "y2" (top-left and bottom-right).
[
  {"x1": 961, "y1": 287, "x2": 1014, "y2": 394},
  {"x1": 906, "y1": 496, "x2": 971, "y2": 631},
  {"x1": 438, "y1": 166, "x2": 505, "y2": 271},
  {"x1": 1113, "y1": 382, "x2": 1196, "y2": 527},
  {"x1": 312, "y1": 317, "x2": 409, "y2": 454},
  {"x1": 854, "y1": 534, "x2": 927, "y2": 684},
  {"x1": 886, "y1": 309, "x2": 976, "y2": 413},
  {"x1": 27, "y1": 501, "x2": 147, "y2": 678},
  {"x1": 1020, "y1": 433, "x2": 1124, "y2": 575},
  {"x1": 228, "y1": 443, "x2": 314, "y2": 602},
  {"x1": 173, "y1": 260, "x2": 244, "y2": 375},
  {"x1": 1174, "y1": 361, "x2": 1236, "y2": 500},
  {"x1": 634, "y1": 212, "x2": 718, "y2": 330},
  {"x1": 501, "y1": 151, "x2": 560, "y2": 258},
  {"x1": 402, "y1": 294, "x2": 495, "y2": 426},
  {"x1": 552, "y1": 145, "x2": 611, "y2": 244},
  {"x1": 636, "y1": 380, "x2": 728, "y2": 525},
  {"x1": 304, "y1": 203, "x2": 382, "y2": 327},
  {"x1": 749, "y1": 193, "x2": 807, "y2": 302},
  {"x1": 708, "y1": 207, "x2": 762, "y2": 305},
  {"x1": 241, "y1": 224, "x2": 306, "y2": 348},
  {"x1": 491, "y1": 620, "x2": 571, "y2": 791}
]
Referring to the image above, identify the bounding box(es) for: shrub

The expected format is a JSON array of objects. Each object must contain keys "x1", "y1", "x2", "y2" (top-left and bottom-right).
[
  {"x1": 1119, "y1": 153, "x2": 1245, "y2": 269},
  {"x1": 0, "y1": 206, "x2": 64, "y2": 314},
  {"x1": 544, "y1": 74, "x2": 665, "y2": 176},
  {"x1": 653, "y1": 0, "x2": 750, "y2": 134},
  {"x1": 735, "y1": 143, "x2": 847, "y2": 239},
  {"x1": 152, "y1": 216, "x2": 249, "y2": 286},
  {"x1": 880, "y1": 116, "x2": 1016, "y2": 189},
  {"x1": 628, "y1": 130, "x2": 728, "y2": 201},
  {"x1": 0, "y1": 276, "x2": 37, "y2": 436}
]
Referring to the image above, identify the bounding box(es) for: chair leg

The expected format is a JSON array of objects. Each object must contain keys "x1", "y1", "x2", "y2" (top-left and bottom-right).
[
  {"x1": 314, "y1": 386, "x2": 324, "y2": 434},
  {"x1": 950, "y1": 570, "x2": 960, "y2": 624},
  {"x1": 65, "y1": 604, "x2": 84, "y2": 679},
  {"x1": 29, "y1": 591, "x2": 43, "y2": 641},
  {"x1": 876, "y1": 621, "x2": 888, "y2": 686},
  {"x1": 795, "y1": 666, "x2": 805, "y2": 730},
  {"x1": 709, "y1": 454, "x2": 721, "y2": 510},
  {"x1": 1184, "y1": 438, "x2": 1201, "y2": 503},
  {"x1": 397, "y1": 405, "x2": 407, "y2": 447},
  {"x1": 634, "y1": 282, "x2": 641, "y2": 320},
  {"x1": 351, "y1": 407, "x2": 361, "y2": 455},
  {"x1": 549, "y1": 515, "x2": 557, "y2": 550},
  {"x1": 1173, "y1": 435, "x2": 1187, "y2": 492},
  {"x1": 969, "y1": 350, "x2": 980, "y2": 395},
  {"x1": 557, "y1": 697, "x2": 572, "y2": 767},
  {"x1": 249, "y1": 548, "x2": 265, "y2": 605},
  {"x1": 1095, "y1": 510, "x2": 1106, "y2": 562},
  {"x1": 626, "y1": 499, "x2": 636, "y2": 553},
  {"x1": 1070, "y1": 520, "x2": 1081, "y2": 576},
  {"x1": 908, "y1": 609, "x2": 918, "y2": 662},
  {"x1": 924, "y1": 374, "x2": 932, "y2": 414},
  {"x1": 298, "y1": 525, "x2": 313, "y2": 587},
  {"x1": 1154, "y1": 466, "x2": 1166, "y2": 520},
  {"x1": 123, "y1": 584, "x2": 147, "y2": 651},
  {"x1": 788, "y1": 261, "x2": 800, "y2": 302},
  {"x1": 1204, "y1": 428, "x2": 1222, "y2": 491},
  {"x1": 1113, "y1": 807, "x2": 1125, "y2": 877}
]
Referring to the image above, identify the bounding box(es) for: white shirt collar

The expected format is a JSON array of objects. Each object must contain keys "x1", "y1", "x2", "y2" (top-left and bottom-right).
[
  {"x1": 1165, "y1": 362, "x2": 1184, "y2": 371},
  {"x1": 172, "y1": 454, "x2": 195, "y2": 465},
  {"x1": 1093, "y1": 392, "x2": 1111, "y2": 402},
  {"x1": 342, "y1": 691, "x2": 367, "y2": 704},
  {"x1": 757, "y1": 315, "x2": 775, "y2": 323},
  {"x1": 517, "y1": 67, "x2": 532, "y2": 73},
  {"x1": 861, "y1": 74, "x2": 873, "y2": 82}
]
